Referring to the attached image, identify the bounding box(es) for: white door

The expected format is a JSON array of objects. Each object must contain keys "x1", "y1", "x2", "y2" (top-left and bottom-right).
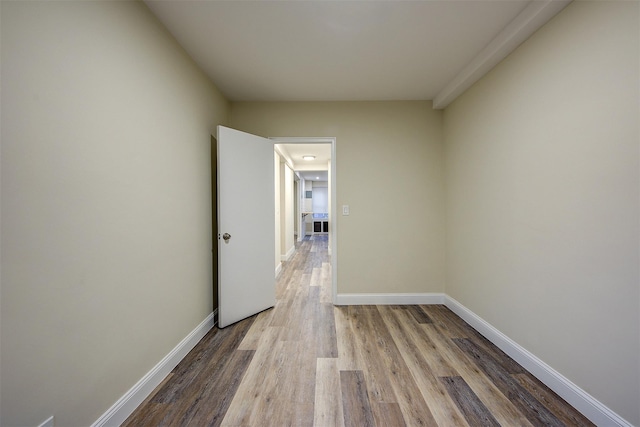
[{"x1": 217, "y1": 126, "x2": 275, "y2": 328}]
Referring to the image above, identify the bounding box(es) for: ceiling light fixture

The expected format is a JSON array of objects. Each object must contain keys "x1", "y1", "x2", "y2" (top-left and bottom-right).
[{"x1": 302, "y1": 155, "x2": 315, "y2": 161}]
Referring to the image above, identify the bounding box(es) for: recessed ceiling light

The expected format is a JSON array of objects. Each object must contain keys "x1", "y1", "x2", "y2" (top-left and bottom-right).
[
  {"x1": 316, "y1": 176, "x2": 320, "y2": 180},
  {"x1": 302, "y1": 155, "x2": 315, "y2": 161}
]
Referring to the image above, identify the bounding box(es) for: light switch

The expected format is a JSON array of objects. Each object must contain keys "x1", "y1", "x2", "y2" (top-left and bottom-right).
[{"x1": 342, "y1": 205, "x2": 350, "y2": 216}]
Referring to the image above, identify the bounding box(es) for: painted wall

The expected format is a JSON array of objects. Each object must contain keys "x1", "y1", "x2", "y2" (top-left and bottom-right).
[
  {"x1": 0, "y1": 2, "x2": 229, "y2": 426},
  {"x1": 304, "y1": 179, "x2": 314, "y2": 213},
  {"x1": 281, "y1": 162, "x2": 295, "y2": 260},
  {"x1": 328, "y1": 160, "x2": 333, "y2": 253},
  {"x1": 298, "y1": 177, "x2": 307, "y2": 239},
  {"x1": 230, "y1": 101, "x2": 445, "y2": 294},
  {"x1": 3, "y1": 1, "x2": 636, "y2": 425},
  {"x1": 276, "y1": 160, "x2": 295, "y2": 261},
  {"x1": 274, "y1": 152, "x2": 282, "y2": 272},
  {"x1": 274, "y1": 155, "x2": 295, "y2": 265},
  {"x1": 443, "y1": 1, "x2": 639, "y2": 424}
]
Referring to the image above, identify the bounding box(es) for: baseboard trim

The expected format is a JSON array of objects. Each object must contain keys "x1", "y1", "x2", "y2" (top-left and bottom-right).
[
  {"x1": 91, "y1": 294, "x2": 632, "y2": 427},
  {"x1": 91, "y1": 311, "x2": 216, "y2": 427},
  {"x1": 335, "y1": 293, "x2": 445, "y2": 306},
  {"x1": 444, "y1": 296, "x2": 633, "y2": 427},
  {"x1": 37, "y1": 416, "x2": 54, "y2": 427},
  {"x1": 275, "y1": 262, "x2": 283, "y2": 278},
  {"x1": 281, "y1": 245, "x2": 296, "y2": 262}
]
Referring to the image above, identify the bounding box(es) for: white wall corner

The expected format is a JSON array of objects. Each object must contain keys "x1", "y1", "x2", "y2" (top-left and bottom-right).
[
  {"x1": 444, "y1": 296, "x2": 634, "y2": 427},
  {"x1": 91, "y1": 311, "x2": 216, "y2": 427},
  {"x1": 334, "y1": 293, "x2": 445, "y2": 306}
]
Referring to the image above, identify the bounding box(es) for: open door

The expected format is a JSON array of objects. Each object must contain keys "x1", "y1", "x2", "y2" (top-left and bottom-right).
[{"x1": 217, "y1": 126, "x2": 275, "y2": 328}]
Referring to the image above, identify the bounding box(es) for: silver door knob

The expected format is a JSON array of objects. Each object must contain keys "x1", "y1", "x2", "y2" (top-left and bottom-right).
[{"x1": 222, "y1": 233, "x2": 231, "y2": 242}]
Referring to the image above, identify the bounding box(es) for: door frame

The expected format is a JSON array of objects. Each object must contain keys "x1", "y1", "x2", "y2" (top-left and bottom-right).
[{"x1": 270, "y1": 136, "x2": 337, "y2": 305}]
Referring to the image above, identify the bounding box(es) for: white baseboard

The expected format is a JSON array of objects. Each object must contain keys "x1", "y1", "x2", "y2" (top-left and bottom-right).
[
  {"x1": 335, "y1": 293, "x2": 445, "y2": 306},
  {"x1": 281, "y1": 245, "x2": 296, "y2": 262},
  {"x1": 275, "y1": 262, "x2": 283, "y2": 278},
  {"x1": 90, "y1": 293, "x2": 631, "y2": 427},
  {"x1": 91, "y1": 311, "x2": 216, "y2": 427},
  {"x1": 444, "y1": 296, "x2": 633, "y2": 427},
  {"x1": 37, "y1": 416, "x2": 54, "y2": 427}
]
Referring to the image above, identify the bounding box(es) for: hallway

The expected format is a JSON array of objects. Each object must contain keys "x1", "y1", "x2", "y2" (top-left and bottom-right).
[{"x1": 124, "y1": 235, "x2": 592, "y2": 426}]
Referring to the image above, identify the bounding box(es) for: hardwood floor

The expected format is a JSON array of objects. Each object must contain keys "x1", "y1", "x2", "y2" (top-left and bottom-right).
[{"x1": 124, "y1": 236, "x2": 593, "y2": 427}]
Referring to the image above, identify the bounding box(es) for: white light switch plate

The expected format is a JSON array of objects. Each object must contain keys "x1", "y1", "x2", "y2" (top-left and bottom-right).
[{"x1": 342, "y1": 205, "x2": 350, "y2": 215}]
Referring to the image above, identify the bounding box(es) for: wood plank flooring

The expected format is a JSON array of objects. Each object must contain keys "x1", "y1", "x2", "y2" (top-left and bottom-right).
[{"x1": 124, "y1": 236, "x2": 594, "y2": 427}]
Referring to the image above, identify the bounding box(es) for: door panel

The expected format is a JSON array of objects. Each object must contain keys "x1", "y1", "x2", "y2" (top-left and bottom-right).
[
  {"x1": 211, "y1": 135, "x2": 218, "y2": 313},
  {"x1": 217, "y1": 126, "x2": 275, "y2": 328}
]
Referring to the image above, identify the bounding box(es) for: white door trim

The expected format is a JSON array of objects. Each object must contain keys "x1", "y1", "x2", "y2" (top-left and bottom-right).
[{"x1": 270, "y1": 137, "x2": 337, "y2": 305}]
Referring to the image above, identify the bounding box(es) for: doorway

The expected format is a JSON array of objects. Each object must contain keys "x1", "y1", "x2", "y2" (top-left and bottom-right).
[{"x1": 271, "y1": 137, "x2": 337, "y2": 305}]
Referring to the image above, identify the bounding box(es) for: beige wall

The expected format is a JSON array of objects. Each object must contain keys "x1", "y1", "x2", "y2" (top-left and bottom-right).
[
  {"x1": 0, "y1": 2, "x2": 229, "y2": 426},
  {"x1": 444, "y1": 1, "x2": 639, "y2": 424},
  {"x1": 230, "y1": 101, "x2": 445, "y2": 294}
]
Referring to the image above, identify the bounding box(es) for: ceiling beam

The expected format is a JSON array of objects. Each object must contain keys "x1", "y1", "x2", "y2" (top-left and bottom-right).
[{"x1": 433, "y1": 0, "x2": 572, "y2": 110}]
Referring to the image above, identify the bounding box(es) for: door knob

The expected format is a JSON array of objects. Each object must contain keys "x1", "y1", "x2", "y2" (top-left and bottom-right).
[{"x1": 222, "y1": 233, "x2": 231, "y2": 242}]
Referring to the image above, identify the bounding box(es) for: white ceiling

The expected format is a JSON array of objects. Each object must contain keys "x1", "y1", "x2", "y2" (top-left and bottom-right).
[
  {"x1": 276, "y1": 143, "x2": 331, "y2": 181},
  {"x1": 298, "y1": 170, "x2": 329, "y2": 182},
  {"x1": 144, "y1": 0, "x2": 570, "y2": 108}
]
